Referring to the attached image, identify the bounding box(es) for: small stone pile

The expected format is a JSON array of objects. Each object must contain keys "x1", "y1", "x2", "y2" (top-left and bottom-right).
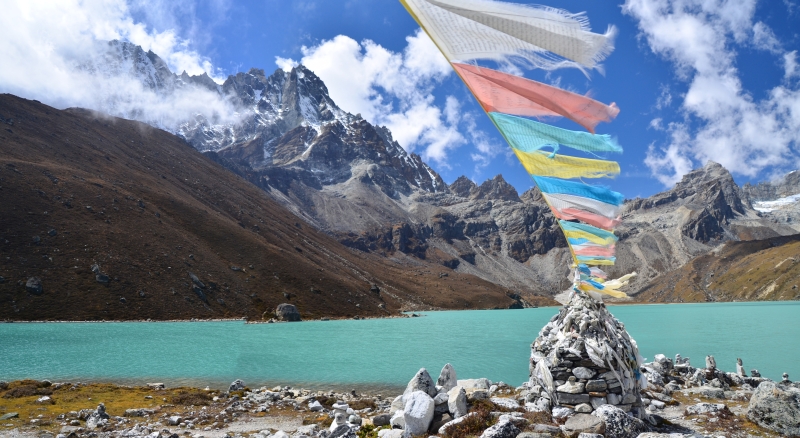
[
  {"x1": 527, "y1": 289, "x2": 647, "y2": 419},
  {"x1": 387, "y1": 364, "x2": 469, "y2": 437}
]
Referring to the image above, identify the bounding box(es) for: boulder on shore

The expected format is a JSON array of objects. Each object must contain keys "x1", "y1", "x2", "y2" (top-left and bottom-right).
[
  {"x1": 591, "y1": 405, "x2": 648, "y2": 438},
  {"x1": 229, "y1": 379, "x2": 246, "y2": 391},
  {"x1": 447, "y1": 386, "x2": 467, "y2": 418},
  {"x1": 403, "y1": 390, "x2": 434, "y2": 436},
  {"x1": 438, "y1": 363, "x2": 457, "y2": 391},
  {"x1": 275, "y1": 303, "x2": 301, "y2": 321},
  {"x1": 404, "y1": 368, "x2": 437, "y2": 398},
  {"x1": 747, "y1": 381, "x2": 800, "y2": 437},
  {"x1": 26, "y1": 277, "x2": 43, "y2": 295}
]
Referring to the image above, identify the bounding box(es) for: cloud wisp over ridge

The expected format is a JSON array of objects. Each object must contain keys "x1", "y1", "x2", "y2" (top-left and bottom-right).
[
  {"x1": 0, "y1": 0, "x2": 237, "y2": 132},
  {"x1": 624, "y1": 0, "x2": 800, "y2": 186}
]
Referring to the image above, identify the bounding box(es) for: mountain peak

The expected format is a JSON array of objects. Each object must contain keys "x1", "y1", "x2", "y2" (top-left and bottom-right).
[
  {"x1": 449, "y1": 176, "x2": 477, "y2": 198},
  {"x1": 472, "y1": 174, "x2": 521, "y2": 202}
]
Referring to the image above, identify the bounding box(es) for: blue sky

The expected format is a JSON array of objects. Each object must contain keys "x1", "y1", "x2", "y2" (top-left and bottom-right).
[{"x1": 3, "y1": 0, "x2": 800, "y2": 199}]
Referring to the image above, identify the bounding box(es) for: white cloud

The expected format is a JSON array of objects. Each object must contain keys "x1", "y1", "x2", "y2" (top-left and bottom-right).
[
  {"x1": 0, "y1": 0, "x2": 236, "y2": 132},
  {"x1": 624, "y1": 0, "x2": 800, "y2": 186},
  {"x1": 275, "y1": 57, "x2": 299, "y2": 72},
  {"x1": 649, "y1": 118, "x2": 664, "y2": 130},
  {"x1": 655, "y1": 85, "x2": 673, "y2": 109},
  {"x1": 786, "y1": 51, "x2": 799, "y2": 80},
  {"x1": 464, "y1": 112, "x2": 503, "y2": 177},
  {"x1": 752, "y1": 22, "x2": 781, "y2": 54},
  {"x1": 643, "y1": 124, "x2": 695, "y2": 186},
  {"x1": 297, "y1": 30, "x2": 476, "y2": 165}
]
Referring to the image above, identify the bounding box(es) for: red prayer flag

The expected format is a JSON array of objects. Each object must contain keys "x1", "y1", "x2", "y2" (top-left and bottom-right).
[{"x1": 453, "y1": 63, "x2": 620, "y2": 133}]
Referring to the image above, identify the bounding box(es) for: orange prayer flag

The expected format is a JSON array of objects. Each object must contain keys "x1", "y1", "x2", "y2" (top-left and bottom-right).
[{"x1": 453, "y1": 62, "x2": 619, "y2": 133}]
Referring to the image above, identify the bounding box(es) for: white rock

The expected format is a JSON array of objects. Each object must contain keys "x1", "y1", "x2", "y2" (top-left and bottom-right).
[
  {"x1": 377, "y1": 429, "x2": 403, "y2": 438},
  {"x1": 556, "y1": 379, "x2": 585, "y2": 394},
  {"x1": 478, "y1": 416, "x2": 520, "y2": 438},
  {"x1": 575, "y1": 403, "x2": 593, "y2": 413},
  {"x1": 458, "y1": 378, "x2": 491, "y2": 390},
  {"x1": 332, "y1": 402, "x2": 350, "y2": 415},
  {"x1": 437, "y1": 364, "x2": 457, "y2": 392},
  {"x1": 572, "y1": 367, "x2": 595, "y2": 380},
  {"x1": 636, "y1": 434, "x2": 686, "y2": 438},
  {"x1": 390, "y1": 395, "x2": 404, "y2": 415},
  {"x1": 589, "y1": 397, "x2": 607, "y2": 410},
  {"x1": 308, "y1": 401, "x2": 323, "y2": 411},
  {"x1": 524, "y1": 398, "x2": 549, "y2": 412},
  {"x1": 650, "y1": 400, "x2": 665, "y2": 409},
  {"x1": 490, "y1": 397, "x2": 520, "y2": 410},
  {"x1": 685, "y1": 403, "x2": 726, "y2": 415},
  {"x1": 390, "y1": 410, "x2": 405, "y2": 429},
  {"x1": 330, "y1": 413, "x2": 347, "y2": 431},
  {"x1": 404, "y1": 369, "x2": 437, "y2": 398},
  {"x1": 437, "y1": 412, "x2": 477, "y2": 435},
  {"x1": 552, "y1": 406, "x2": 574, "y2": 419},
  {"x1": 273, "y1": 431, "x2": 290, "y2": 438},
  {"x1": 447, "y1": 386, "x2": 467, "y2": 418},
  {"x1": 297, "y1": 424, "x2": 320, "y2": 436},
  {"x1": 403, "y1": 391, "x2": 434, "y2": 437}
]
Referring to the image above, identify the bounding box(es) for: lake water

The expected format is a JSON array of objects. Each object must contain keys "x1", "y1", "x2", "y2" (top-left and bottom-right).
[{"x1": 1, "y1": 301, "x2": 798, "y2": 392}]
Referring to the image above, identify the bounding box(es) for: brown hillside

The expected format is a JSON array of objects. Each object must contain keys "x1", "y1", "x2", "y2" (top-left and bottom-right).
[
  {"x1": 0, "y1": 94, "x2": 556, "y2": 321},
  {"x1": 634, "y1": 234, "x2": 800, "y2": 302}
]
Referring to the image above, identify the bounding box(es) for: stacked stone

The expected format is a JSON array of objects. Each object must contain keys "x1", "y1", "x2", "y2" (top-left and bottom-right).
[{"x1": 528, "y1": 289, "x2": 647, "y2": 419}]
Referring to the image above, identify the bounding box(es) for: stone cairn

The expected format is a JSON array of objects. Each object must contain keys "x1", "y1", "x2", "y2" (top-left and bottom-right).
[{"x1": 527, "y1": 289, "x2": 648, "y2": 419}]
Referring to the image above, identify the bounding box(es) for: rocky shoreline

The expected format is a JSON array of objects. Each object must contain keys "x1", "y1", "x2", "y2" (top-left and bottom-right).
[{"x1": 2, "y1": 355, "x2": 799, "y2": 438}]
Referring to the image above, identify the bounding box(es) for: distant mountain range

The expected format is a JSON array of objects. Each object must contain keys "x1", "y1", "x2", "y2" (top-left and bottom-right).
[{"x1": 3, "y1": 39, "x2": 798, "y2": 313}]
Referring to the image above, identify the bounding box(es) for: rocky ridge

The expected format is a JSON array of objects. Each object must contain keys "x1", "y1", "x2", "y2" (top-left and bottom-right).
[{"x1": 70, "y1": 41, "x2": 800, "y2": 303}]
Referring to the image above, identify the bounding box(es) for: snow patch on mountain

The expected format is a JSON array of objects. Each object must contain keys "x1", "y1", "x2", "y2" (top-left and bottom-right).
[{"x1": 753, "y1": 193, "x2": 800, "y2": 213}]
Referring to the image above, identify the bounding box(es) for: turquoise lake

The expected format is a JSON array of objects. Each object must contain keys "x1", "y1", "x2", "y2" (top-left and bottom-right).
[{"x1": 1, "y1": 301, "x2": 798, "y2": 392}]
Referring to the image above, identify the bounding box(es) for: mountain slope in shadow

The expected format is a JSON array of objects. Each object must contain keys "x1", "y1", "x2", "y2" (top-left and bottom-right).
[{"x1": 0, "y1": 95, "x2": 554, "y2": 321}]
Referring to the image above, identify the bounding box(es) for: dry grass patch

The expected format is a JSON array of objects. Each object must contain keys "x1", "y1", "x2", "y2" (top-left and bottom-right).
[
  {"x1": 170, "y1": 389, "x2": 213, "y2": 406},
  {"x1": 442, "y1": 401, "x2": 497, "y2": 438},
  {"x1": 2, "y1": 380, "x2": 53, "y2": 399},
  {"x1": 0, "y1": 380, "x2": 221, "y2": 434}
]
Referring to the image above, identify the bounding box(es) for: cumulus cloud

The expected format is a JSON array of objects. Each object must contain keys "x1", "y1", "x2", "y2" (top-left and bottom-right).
[
  {"x1": 280, "y1": 30, "x2": 487, "y2": 166},
  {"x1": 0, "y1": 0, "x2": 237, "y2": 132},
  {"x1": 624, "y1": 0, "x2": 800, "y2": 186}
]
